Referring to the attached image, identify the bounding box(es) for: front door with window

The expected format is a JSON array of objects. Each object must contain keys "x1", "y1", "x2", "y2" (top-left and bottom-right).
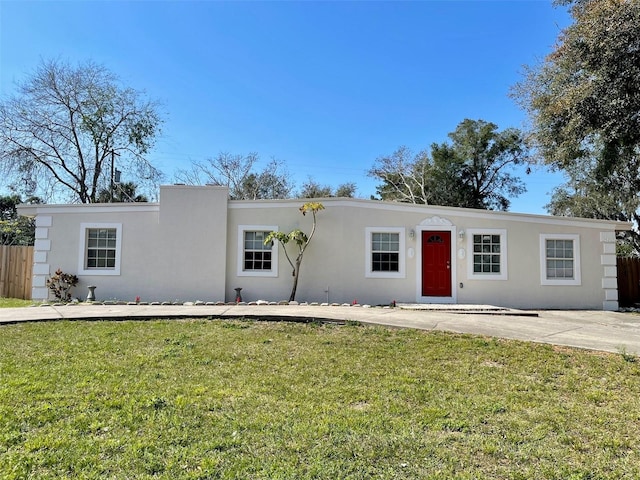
[{"x1": 421, "y1": 231, "x2": 452, "y2": 297}]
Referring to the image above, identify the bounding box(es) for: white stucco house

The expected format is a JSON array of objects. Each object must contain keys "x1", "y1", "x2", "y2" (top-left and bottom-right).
[{"x1": 18, "y1": 185, "x2": 631, "y2": 310}]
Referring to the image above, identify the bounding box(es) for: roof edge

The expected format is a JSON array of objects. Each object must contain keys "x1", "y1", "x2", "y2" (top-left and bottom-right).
[
  {"x1": 229, "y1": 197, "x2": 633, "y2": 230},
  {"x1": 16, "y1": 195, "x2": 633, "y2": 231},
  {"x1": 17, "y1": 203, "x2": 160, "y2": 217}
]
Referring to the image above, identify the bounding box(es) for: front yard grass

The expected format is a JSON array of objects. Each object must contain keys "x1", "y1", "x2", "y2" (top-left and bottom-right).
[
  {"x1": 1, "y1": 318, "x2": 639, "y2": 479},
  {"x1": 0, "y1": 298, "x2": 34, "y2": 308}
]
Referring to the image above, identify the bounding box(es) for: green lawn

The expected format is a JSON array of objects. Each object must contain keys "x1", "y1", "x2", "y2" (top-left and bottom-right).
[
  {"x1": 1, "y1": 319, "x2": 639, "y2": 479},
  {"x1": 0, "y1": 298, "x2": 35, "y2": 308}
]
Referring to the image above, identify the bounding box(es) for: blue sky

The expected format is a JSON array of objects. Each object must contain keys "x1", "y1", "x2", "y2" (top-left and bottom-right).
[{"x1": 0, "y1": 1, "x2": 571, "y2": 213}]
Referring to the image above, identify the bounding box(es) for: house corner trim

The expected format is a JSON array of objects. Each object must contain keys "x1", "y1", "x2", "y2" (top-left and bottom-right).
[
  {"x1": 31, "y1": 216, "x2": 52, "y2": 300},
  {"x1": 600, "y1": 231, "x2": 618, "y2": 311}
]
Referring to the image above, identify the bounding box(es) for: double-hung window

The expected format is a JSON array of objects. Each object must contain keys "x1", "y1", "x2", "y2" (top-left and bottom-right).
[
  {"x1": 467, "y1": 229, "x2": 507, "y2": 280},
  {"x1": 78, "y1": 223, "x2": 122, "y2": 275},
  {"x1": 365, "y1": 227, "x2": 405, "y2": 278},
  {"x1": 237, "y1": 226, "x2": 278, "y2": 277},
  {"x1": 540, "y1": 234, "x2": 581, "y2": 285},
  {"x1": 372, "y1": 232, "x2": 399, "y2": 272},
  {"x1": 244, "y1": 231, "x2": 272, "y2": 271},
  {"x1": 87, "y1": 228, "x2": 117, "y2": 268}
]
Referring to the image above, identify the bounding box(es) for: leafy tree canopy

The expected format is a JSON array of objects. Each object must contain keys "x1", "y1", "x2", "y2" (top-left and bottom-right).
[
  {"x1": 513, "y1": 0, "x2": 640, "y2": 253},
  {"x1": 96, "y1": 181, "x2": 149, "y2": 203},
  {"x1": 298, "y1": 178, "x2": 356, "y2": 199},
  {"x1": 513, "y1": 0, "x2": 640, "y2": 173},
  {"x1": 0, "y1": 59, "x2": 164, "y2": 203},
  {"x1": 0, "y1": 194, "x2": 41, "y2": 246},
  {"x1": 545, "y1": 155, "x2": 640, "y2": 255},
  {"x1": 369, "y1": 119, "x2": 529, "y2": 211}
]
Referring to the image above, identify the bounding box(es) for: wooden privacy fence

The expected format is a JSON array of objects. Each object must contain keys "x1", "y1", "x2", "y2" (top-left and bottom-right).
[
  {"x1": 617, "y1": 257, "x2": 640, "y2": 307},
  {"x1": 0, "y1": 245, "x2": 34, "y2": 300}
]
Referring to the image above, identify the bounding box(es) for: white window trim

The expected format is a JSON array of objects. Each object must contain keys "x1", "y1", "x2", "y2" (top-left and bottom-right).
[
  {"x1": 540, "y1": 234, "x2": 581, "y2": 286},
  {"x1": 365, "y1": 227, "x2": 406, "y2": 279},
  {"x1": 466, "y1": 228, "x2": 508, "y2": 281},
  {"x1": 78, "y1": 223, "x2": 122, "y2": 276},
  {"x1": 237, "y1": 225, "x2": 279, "y2": 277}
]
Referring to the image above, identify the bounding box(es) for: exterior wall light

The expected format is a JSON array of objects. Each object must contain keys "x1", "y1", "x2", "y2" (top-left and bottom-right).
[{"x1": 458, "y1": 229, "x2": 465, "y2": 239}]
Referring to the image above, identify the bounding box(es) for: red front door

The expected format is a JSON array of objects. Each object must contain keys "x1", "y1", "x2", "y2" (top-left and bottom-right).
[{"x1": 422, "y1": 231, "x2": 452, "y2": 297}]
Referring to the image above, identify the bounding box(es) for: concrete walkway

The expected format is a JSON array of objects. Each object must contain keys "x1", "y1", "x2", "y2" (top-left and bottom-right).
[{"x1": 1, "y1": 303, "x2": 640, "y2": 355}]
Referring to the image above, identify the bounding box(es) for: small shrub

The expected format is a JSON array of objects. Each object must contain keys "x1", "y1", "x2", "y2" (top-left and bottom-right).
[{"x1": 46, "y1": 268, "x2": 79, "y2": 302}]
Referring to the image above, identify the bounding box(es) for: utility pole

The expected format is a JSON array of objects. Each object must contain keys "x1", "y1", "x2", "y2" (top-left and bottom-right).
[{"x1": 110, "y1": 150, "x2": 120, "y2": 202}]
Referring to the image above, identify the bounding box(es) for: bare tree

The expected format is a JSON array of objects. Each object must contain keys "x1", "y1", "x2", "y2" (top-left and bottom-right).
[
  {"x1": 0, "y1": 59, "x2": 163, "y2": 203},
  {"x1": 175, "y1": 153, "x2": 294, "y2": 200},
  {"x1": 368, "y1": 146, "x2": 432, "y2": 204}
]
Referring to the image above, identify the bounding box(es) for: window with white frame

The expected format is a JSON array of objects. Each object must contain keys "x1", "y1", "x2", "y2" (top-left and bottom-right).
[
  {"x1": 365, "y1": 227, "x2": 405, "y2": 278},
  {"x1": 244, "y1": 231, "x2": 272, "y2": 270},
  {"x1": 467, "y1": 229, "x2": 507, "y2": 280},
  {"x1": 78, "y1": 223, "x2": 122, "y2": 275},
  {"x1": 237, "y1": 226, "x2": 278, "y2": 277},
  {"x1": 540, "y1": 234, "x2": 581, "y2": 285}
]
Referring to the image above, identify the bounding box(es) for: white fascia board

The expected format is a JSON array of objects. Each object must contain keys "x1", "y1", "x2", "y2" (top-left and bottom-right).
[
  {"x1": 24, "y1": 192, "x2": 630, "y2": 231},
  {"x1": 17, "y1": 203, "x2": 160, "y2": 216},
  {"x1": 229, "y1": 198, "x2": 631, "y2": 231}
]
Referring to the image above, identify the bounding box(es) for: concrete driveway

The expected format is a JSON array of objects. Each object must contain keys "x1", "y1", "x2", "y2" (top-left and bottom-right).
[{"x1": 1, "y1": 303, "x2": 639, "y2": 355}]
